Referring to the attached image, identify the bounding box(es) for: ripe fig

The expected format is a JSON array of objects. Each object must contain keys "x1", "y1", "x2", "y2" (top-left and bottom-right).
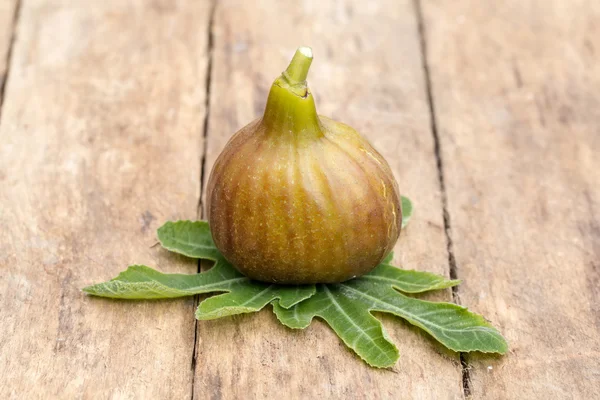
[{"x1": 207, "y1": 47, "x2": 402, "y2": 284}]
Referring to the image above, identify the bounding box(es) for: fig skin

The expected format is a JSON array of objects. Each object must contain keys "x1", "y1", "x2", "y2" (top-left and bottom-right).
[{"x1": 207, "y1": 48, "x2": 402, "y2": 284}]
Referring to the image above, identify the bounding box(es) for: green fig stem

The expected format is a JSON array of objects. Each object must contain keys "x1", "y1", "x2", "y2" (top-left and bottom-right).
[
  {"x1": 282, "y1": 47, "x2": 313, "y2": 85},
  {"x1": 261, "y1": 46, "x2": 322, "y2": 139}
]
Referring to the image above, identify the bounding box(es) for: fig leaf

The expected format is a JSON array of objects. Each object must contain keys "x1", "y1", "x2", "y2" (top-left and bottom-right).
[
  {"x1": 83, "y1": 221, "x2": 315, "y2": 309},
  {"x1": 83, "y1": 257, "x2": 315, "y2": 311},
  {"x1": 401, "y1": 195, "x2": 413, "y2": 228},
  {"x1": 273, "y1": 268, "x2": 507, "y2": 368},
  {"x1": 84, "y1": 219, "x2": 507, "y2": 368},
  {"x1": 156, "y1": 220, "x2": 221, "y2": 260}
]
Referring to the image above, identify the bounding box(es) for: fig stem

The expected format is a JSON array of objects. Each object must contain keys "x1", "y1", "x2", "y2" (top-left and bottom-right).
[{"x1": 283, "y1": 47, "x2": 313, "y2": 84}]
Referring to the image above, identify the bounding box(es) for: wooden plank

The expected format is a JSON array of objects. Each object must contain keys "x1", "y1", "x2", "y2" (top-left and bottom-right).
[
  {"x1": 0, "y1": 0, "x2": 17, "y2": 93},
  {"x1": 0, "y1": 1, "x2": 211, "y2": 397},
  {"x1": 195, "y1": 0, "x2": 463, "y2": 398},
  {"x1": 422, "y1": 0, "x2": 600, "y2": 398}
]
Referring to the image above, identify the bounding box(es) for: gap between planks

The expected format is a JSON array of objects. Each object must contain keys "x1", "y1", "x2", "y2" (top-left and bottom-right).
[
  {"x1": 413, "y1": 0, "x2": 472, "y2": 397},
  {"x1": 191, "y1": 1, "x2": 218, "y2": 399},
  {"x1": 0, "y1": 0, "x2": 22, "y2": 123}
]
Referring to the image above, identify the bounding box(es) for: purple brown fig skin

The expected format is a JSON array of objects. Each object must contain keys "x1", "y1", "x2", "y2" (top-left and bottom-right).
[{"x1": 206, "y1": 48, "x2": 402, "y2": 284}]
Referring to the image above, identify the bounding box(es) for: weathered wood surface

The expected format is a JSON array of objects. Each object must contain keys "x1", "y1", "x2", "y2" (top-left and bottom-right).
[
  {"x1": 0, "y1": 0, "x2": 210, "y2": 398},
  {"x1": 422, "y1": 0, "x2": 600, "y2": 398},
  {"x1": 2, "y1": 0, "x2": 599, "y2": 398},
  {"x1": 195, "y1": 0, "x2": 463, "y2": 398}
]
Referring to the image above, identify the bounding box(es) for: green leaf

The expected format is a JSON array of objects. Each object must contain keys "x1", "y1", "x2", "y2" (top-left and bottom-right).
[
  {"x1": 382, "y1": 251, "x2": 394, "y2": 264},
  {"x1": 157, "y1": 220, "x2": 221, "y2": 260},
  {"x1": 85, "y1": 220, "x2": 316, "y2": 313},
  {"x1": 196, "y1": 278, "x2": 316, "y2": 319},
  {"x1": 85, "y1": 219, "x2": 507, "y2": 369},
  {"x1": 363, "y1": 263, "x2": 460, "y2": 293},
  {"x1": 401, "y1": 195, "x2": 413, "y2": 228},
  {"x1": 83, "y1": 257, "x2": 316, "y2": 311},
  {"x1": 273, "y1": 268, "x2": 506, "y2": 368},
  {"x1": 83, "y1": 264, "x2": 224, "y2": 299}
]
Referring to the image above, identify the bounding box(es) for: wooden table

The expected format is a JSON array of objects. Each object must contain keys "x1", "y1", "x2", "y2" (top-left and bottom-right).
[{"x1": 1, "y1": 0, "x2": 598, "y2": 398}]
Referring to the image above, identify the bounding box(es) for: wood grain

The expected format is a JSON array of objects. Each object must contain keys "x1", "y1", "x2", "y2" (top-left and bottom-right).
[
  {"x1": 422, "y1": 0, "x2": 600, "y2": 398},
  {"x1": 0, "y1": 0, "x2": 17, "y2": 94},
  {"x1": 0, "y1": 0, "x2": 210, "y2": 398},
  {"x1": 195, "y1": 0, "x2": 463, "y2": 398}
]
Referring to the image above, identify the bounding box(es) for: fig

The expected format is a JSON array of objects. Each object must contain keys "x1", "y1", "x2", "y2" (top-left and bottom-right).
[{"x1": 207, "y1": 47, "x2": 402, "y2": 284}]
